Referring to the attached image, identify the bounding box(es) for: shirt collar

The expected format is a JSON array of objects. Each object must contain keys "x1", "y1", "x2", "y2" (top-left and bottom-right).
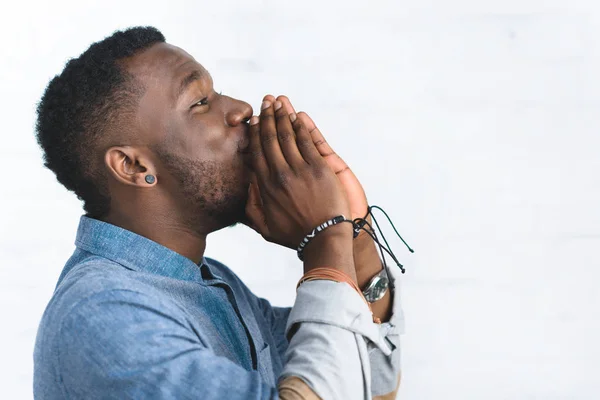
[{"x1": 74, "y1": 216, "x2": 215, "y2": 283}]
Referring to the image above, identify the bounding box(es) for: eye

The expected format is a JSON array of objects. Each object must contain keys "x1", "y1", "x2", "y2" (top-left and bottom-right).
[{"x1": 192, "y1": 97, "x2": 208, "y2": 108}]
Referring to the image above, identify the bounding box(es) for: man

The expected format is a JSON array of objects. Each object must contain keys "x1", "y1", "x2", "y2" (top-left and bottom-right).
[{"x1": 34, "y1": 26, "x2": 403, "y2": 399}]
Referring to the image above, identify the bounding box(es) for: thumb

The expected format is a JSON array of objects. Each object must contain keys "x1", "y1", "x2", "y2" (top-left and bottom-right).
[{"x1": 244, "y1": 180, "x2": 270, "y2": 237}]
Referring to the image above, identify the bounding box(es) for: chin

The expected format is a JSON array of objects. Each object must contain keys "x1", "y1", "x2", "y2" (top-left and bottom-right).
[{"x1": 214, "y1": 182, "x2": 249, "y2": 229}]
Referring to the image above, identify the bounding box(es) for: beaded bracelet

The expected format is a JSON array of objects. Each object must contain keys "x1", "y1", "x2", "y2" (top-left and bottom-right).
[
  {"x1": 296, "y1": 215, "x2": 351, "y2": 261},
  {"x1": 296, "y1": 206, "x2": 415, "y2": 273}
]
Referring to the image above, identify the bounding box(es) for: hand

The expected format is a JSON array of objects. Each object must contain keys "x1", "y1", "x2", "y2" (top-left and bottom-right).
[
  {"x1": 276, "y1": 96, "x2": 369, "y2": 223},
  {"x1": 245, "y1": 96, "x2": 386, "y2": 316},
  {"x1": 245, "y1": 97, "x2": 351, "y2": 250},
  {"x1": 245, "y1": 95, "x2": 372, "y2": 246}
]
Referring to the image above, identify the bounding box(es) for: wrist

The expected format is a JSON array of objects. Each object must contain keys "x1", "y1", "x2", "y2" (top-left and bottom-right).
[
  {"x1": 352, "y1": 214, "x2": 384, "y2": 287},
  {"x1": 353, "y1": 212, "x2": 372, "y2": 241},
  {"x1": 302, "y1": 224, "x2": 356, "y2": 283},
  {"x1": 353, "y1": 234, "x2": 383, "y2": 289}
]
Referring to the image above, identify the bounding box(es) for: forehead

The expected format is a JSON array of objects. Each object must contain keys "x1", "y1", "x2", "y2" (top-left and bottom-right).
[
  {"x1": 120, "y1": 42, "x2": 211, "y2": 144},
  {"x1": 123, "y1": 42, "x2": 210, "y2": 97}
]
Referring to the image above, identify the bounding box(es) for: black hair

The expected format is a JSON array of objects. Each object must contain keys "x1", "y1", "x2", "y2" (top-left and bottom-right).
[{"x1": 35, "y1": 26, "x2": 165, "y2": 218}]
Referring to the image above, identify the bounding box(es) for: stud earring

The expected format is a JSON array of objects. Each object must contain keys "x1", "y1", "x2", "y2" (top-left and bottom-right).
[{"x1": 145, "y1": 175, "x2": 156, "y2": 184}]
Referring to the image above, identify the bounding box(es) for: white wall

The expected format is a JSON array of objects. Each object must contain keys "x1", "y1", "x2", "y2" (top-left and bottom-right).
[{"x1": 1, "y1": 0, "x2": 598, "y2": 398}]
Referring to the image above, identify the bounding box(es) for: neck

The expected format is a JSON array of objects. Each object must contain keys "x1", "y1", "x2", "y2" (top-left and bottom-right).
[{"x1": 103, "y1": 209, "x2": 207, "y2": 264}]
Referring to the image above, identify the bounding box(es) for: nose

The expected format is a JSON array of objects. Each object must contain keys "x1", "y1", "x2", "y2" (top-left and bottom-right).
[{"x1": 224, "y1": 96, "x2": 253, "y2": 127}]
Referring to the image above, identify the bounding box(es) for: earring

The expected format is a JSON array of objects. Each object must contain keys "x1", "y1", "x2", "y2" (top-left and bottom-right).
[{"x1": 145, "y1": 175, "x2": 156, "y2": 184}]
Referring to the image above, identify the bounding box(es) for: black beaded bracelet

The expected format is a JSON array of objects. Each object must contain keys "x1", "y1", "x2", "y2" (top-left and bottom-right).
[
  {"x1": 296, "y1": 205, "x2": 415, "y2": 274},
  {"x1": 297, "y1": 215, "x2": 350, "y2": 261}
]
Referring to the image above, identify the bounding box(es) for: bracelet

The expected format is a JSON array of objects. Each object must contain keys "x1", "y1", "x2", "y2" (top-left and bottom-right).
[
  {"x1": 297, "y1": 215, "x2": 351, "y2": 261},
  {"x1": 297, "y1": 267, "x2": 381, "y2": 324}
]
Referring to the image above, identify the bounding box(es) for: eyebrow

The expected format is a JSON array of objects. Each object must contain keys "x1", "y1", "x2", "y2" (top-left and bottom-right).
[{"x1": 176, "y1": 69, "x2": 203, "y2": 99}]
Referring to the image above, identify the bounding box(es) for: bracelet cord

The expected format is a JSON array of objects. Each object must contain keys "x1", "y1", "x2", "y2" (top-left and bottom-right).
[{"x1": 297, "y1": 205, "x2": 414, "y2": 274}]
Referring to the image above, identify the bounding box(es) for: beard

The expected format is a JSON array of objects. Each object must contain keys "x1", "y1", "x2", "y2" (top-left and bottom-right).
[{"x1": 157, "y1": 149, "x2": 249, "y2": 232}]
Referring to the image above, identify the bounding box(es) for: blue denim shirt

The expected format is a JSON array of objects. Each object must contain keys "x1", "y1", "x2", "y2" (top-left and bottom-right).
[
  {"x1": 34, "y1": 216, "x2": 292, "y2": 398},
  {"x1": 34, "y1": 216, "x2": 403, "y2": 399}
]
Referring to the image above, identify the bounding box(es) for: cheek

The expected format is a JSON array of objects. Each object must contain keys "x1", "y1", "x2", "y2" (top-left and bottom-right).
[
  {"x1": 171, "y1": 122, "x2": 216, "y2": 160},
  {"x1": 199, "y1": 132, "x2": 241, "y2": 163},
  {"x1": 178, "y1": 114, "x2": 241, "y2": 162}
]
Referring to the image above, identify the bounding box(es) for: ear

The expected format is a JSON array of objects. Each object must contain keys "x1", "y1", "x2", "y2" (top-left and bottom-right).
[{"x1": 104, "y1": 146, "x2": 157, "y2": 187}]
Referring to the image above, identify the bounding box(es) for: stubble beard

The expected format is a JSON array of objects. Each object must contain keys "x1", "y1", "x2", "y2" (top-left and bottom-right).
[{"x1": 158, "y1": 151, "x2": 249, "y2": 232}]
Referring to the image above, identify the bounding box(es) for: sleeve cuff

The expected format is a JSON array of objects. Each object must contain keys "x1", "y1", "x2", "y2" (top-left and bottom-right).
[
  {"x1": 385, "y1": 264, "x2": 406, "y2": 335},
  {"x1": 369, "y1": 266, "x2": 405, "y2": 397}
]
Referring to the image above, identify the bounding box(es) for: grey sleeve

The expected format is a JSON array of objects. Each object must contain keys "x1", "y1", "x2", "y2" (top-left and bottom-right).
[{"x1": 280, "y1": 280, "x2": 399, "y2": 400}]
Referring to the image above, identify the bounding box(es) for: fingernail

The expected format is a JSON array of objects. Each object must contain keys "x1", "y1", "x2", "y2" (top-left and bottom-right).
[
  {"x1": 289, "y1": 113, "x2": 297, "y2": 122},
  {"x1": 261, "y1": 100, "x2": 271, "y2": 110},
  {"x1": 250, "y1": 116, "x2": 259, "y2": 126},
  {"x1": 274, "y1": 101, "x2": 282, "y2": 111}
]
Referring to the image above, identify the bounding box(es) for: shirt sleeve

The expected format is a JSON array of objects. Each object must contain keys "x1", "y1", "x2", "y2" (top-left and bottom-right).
[
  {"x1": 57, "y1": 289, "x2": 277, "y2": 400},
  {"x1": 284, "y1": 269, "x2": 405, "y2": 400}
]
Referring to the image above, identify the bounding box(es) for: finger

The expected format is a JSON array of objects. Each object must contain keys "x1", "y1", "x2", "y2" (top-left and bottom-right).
[
  {"x1": 296, "y1": 113, "x2": 362, "y2": 207},
  {"x1": 274, "y1": 100, "x2": 305, "y2": 168},
  {"x1": 277, "y1": 95, "x2": 298, "y2": 142},
  {"x1": 259, "y1": 100, "x2": 288, "y2": 170},
  {"x1": 290, "y1": 113, "x2": 322, "y2": 165},
  {"x1": 276, "y1": 95, "x2": 297, "y2": 115},
  {"x1": 296, "y1": 110, "x2": 316, "y2": 131},
  {"x1": 263, "y1": 94, "x2": 277, "y2": 107},
  {"x1": 248, "y1": 116, "x2": 269, "y2": 179},
  {"x1": 297, "y1": 112, "x2": 333, "y2": 154},
  {"x1": 295, "y1": 113, "x2": 366, "y2": 211},
  {"x1": 297, "y1": 112, "x2": 348, "y2": 173}
]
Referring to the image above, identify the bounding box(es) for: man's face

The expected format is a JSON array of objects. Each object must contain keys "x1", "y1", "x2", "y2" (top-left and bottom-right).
[{"x1": 125, "y1": 42, "x2": 253, "y2": 231}]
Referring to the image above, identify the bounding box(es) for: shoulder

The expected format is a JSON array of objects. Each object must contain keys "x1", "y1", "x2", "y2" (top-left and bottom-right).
[
  {"x1": 37, "y1": 258, "x2": 196, "y2": 364},
  {"x1": 39, "y1": 256, "x2": 190, "y2": 342},
  {"x1": 35, "y1": 280, "x2": 203, "y2": 400},
  {"x1": 53, "y1": 256, "x2": 163, "y2": 311}
]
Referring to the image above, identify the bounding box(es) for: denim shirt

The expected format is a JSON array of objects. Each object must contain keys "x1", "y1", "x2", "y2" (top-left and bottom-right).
[{"x1": 34, "y1": 216, "x2": 404, "y2": 399}]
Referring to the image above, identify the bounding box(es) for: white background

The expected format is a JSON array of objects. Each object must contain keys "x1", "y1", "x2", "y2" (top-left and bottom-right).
[{"x1": 1, "y1": 0, "x2": 599, "y2": 398}]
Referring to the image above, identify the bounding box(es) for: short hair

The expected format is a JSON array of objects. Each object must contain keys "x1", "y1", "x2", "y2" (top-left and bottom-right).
[{"x1": 36, "y1": 26, "x2": 165, "y2": 218}]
